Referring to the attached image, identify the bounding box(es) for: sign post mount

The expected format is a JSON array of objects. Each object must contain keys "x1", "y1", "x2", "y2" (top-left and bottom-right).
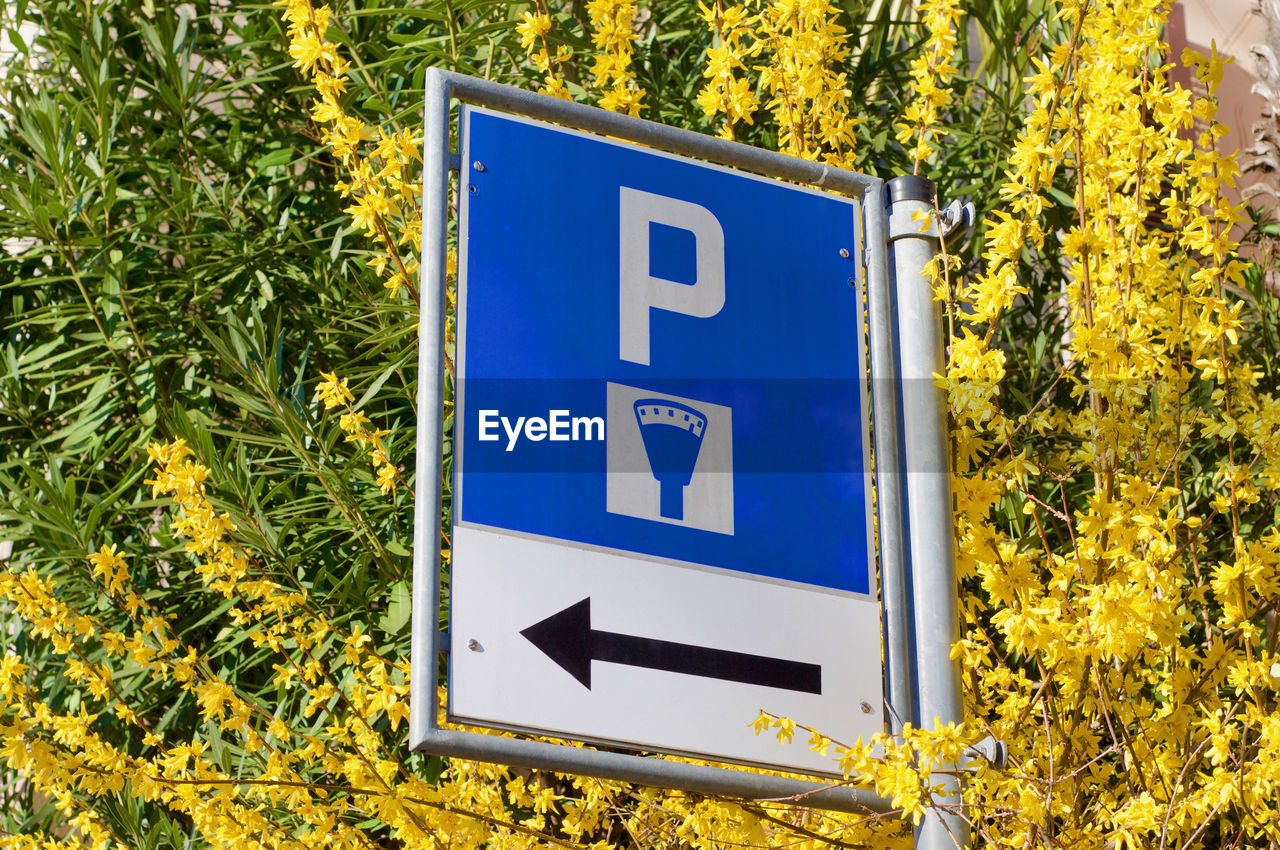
[{"x1": 409, "y1": 67, "x2": 908, "y2": 816}]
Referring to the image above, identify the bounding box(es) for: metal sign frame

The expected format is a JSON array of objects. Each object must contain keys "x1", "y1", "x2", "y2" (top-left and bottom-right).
[{"x1": 409, "y1": 67, "x2": 915, "y2": 816}]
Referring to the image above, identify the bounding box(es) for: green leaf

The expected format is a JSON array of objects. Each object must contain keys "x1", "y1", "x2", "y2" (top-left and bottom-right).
[{"x1": 253, "y1": 148, "x2": 295, "y2": 169}]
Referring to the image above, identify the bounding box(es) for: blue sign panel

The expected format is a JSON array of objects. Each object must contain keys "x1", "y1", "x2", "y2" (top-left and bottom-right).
[{"x1": 456, "y1": 107, "x2": 871, "y2": 595}]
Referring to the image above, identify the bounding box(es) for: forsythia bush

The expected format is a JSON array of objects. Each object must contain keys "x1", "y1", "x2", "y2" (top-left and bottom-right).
[{"x1": 4, "y1": 0, "x2": 1280, "y2": 847}]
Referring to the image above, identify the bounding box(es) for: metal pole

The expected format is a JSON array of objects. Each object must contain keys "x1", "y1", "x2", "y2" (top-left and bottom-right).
[
  {"x1": 885, "y1": 176, "x2": 967, "y2": 850},
  {"x1": 409, "y1": 67, "x2": 453, "y2": 745},
  {"x1": 417, "y1": 727, "x2": 894, "y2": 815},
  {"x1": 424, "y1": 68, "x2": 879, "y2": 197},
  {"x1": 864, "y1": 191, "x2": 916, "y2": 735}
]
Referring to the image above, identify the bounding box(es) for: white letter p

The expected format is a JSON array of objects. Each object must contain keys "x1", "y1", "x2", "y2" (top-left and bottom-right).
[{"x1": 619, "y1": 187, "x2": 725, "y2": 366}]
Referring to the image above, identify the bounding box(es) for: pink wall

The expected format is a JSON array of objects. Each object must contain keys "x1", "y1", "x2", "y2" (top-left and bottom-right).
[{"x1": 1167, "y1": 0, "x2": 1272, "y2": 210}]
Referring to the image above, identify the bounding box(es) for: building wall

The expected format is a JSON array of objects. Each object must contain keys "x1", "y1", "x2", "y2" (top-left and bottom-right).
[{"x1": 1168, "y1": 0, "x2": 1273, "y2": 208}]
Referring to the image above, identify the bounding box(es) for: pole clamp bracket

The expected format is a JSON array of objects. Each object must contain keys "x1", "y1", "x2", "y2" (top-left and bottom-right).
[
  {"x1": 963, "y1": 735, "x2": 1008, "y2": 770},
  {"x1": 938, "y1": 198, "x2": 976, "y2": 242}
]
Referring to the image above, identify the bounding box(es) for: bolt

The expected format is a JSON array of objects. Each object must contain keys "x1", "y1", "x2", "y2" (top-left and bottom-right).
[
  {"x1": 860, "y1": 701, "x2": 873, "y2": 714},
  {"x1": 467, "y1": 639, "x2": 481, "y2": 651},
  {"x1": 847, "y1": 277, "x2": 857, "y2": 287},
  {"x1": 472, "y1": 160, "x2": 485, "y2": 172},
  {"x1": 468, "y1": 184, "x2": 477, "y2": 194},
  {"x1": 840, "y1": 248, "x2": 850, "y2": 258}
]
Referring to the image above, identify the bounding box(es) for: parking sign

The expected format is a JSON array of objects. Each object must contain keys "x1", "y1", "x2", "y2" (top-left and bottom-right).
[{"x1": 449, "y1": 107, "x2": 883, "y2": 774}]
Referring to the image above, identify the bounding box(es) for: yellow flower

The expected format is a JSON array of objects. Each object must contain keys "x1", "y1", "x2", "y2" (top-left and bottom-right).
[
  {"x1": 316, "y1": 371, "x2": 354, "y2": 408},
  {"x1": 516, "y1": 11, "x2": 552, "y2": 51},
  {"x1": 338, "y1": 410, "x2": 371, "y2": 434},
  {"x1": 374, "y1": 462, "x2": 397, "y2": 495},
  {"x1": 288, "y1": 32, "x2": 337, "y2": 74},
  {"x1": 86, "y1": 544, "x2": 129, "y2": 597}
]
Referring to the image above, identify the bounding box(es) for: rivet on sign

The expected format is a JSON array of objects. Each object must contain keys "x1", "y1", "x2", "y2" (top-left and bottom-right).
[
  {"x1": 860, "y1": 701, "x2": 873, "y2": 714},
  {"x1": 847, "y1": 277, "x2": 857, "y2": 287},
  {"x1": 467, "y1": 639, "x2": 481, "y2": 651},
  {"x1": 840, "y1": 248, "x2": 850, "y2": 258},
  {"x1": 472, "y1": 160, "x2": 485, "y2": 172},
  {"x1": 468, "y1": 185, "x2": 477, "y2": 194}
]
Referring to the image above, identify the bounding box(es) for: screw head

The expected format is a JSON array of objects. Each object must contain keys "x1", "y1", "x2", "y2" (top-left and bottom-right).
[
  {"x1": 467, "y1": 639, "x2": 481, "y2": 651},
  {"x1": 840, "y1": 248, "x2": 850, "y2": 258},
  {"x1": 472, "y1": 160, "x2": 485, "y2": 172},
  {"x1": 860, "y1": 701, "x2": 873, "y2": 714}
]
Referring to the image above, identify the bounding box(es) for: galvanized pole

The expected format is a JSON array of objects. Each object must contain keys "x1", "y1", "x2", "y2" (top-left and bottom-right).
[
  {"x1": 409, "y1": 70, "x2": 452, "y2": 746},
  {"x1": 885, "y1": 175, "x2": 968, "y2": 850},
  {"x1": 863, "y1": 194, "x2": 916, "y2": 736}
]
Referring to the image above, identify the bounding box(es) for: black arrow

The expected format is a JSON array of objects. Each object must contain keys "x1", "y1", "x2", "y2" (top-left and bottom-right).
[{"x1": 520, "y1": 597, "x2": 822, "y2": 694}]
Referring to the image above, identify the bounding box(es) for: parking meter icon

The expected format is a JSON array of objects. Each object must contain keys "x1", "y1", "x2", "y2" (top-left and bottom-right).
[
  {"x1": 606, "y1": 382, "x2": 732, "y2": 535},
  {"x1": 633, "y1": 399, "x2": 708, "y2": 521}
]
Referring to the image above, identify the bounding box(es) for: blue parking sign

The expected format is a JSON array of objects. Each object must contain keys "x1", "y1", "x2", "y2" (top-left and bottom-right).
[
  {"x1": 456, "y1": 108, "x2": 872, "y2": 594},
  {"x1": 449, "y1": 107, "x2": 882, "y2": 774}
]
